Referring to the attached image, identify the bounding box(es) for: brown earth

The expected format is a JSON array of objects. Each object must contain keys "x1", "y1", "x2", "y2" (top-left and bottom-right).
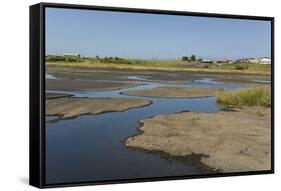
[
  {"x1": 125, "y1": 106, "x2": 271, "y2": 172},
  {"x1": 123, "y1": 86, "x2": 220, "y2": 98},
  {"x1": 46, "y1": 96, "x2": 151, "y2": 119},
  {"x1": 46, "y1": 79, "x2": 143, "y2": 91},
  {"x1": 46, "y1": 66, "x2": 271, "y2": 85}
]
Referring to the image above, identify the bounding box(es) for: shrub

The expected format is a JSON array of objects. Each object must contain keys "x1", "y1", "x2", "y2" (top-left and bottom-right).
[{"x1": 235, "y1": 64, "x2": 248, "y2": 70}]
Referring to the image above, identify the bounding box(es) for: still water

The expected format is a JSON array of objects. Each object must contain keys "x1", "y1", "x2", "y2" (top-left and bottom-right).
[{"x1": 45, "y1": 77, "x2": 240, "y2": 184}]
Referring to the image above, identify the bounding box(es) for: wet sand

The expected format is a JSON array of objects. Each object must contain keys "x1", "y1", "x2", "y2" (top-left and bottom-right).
[
  {"x1": 46, "y1": 96, "x2": 151, "y2": 119},
  {"x1": 123, "y1": 86, "x2": 220, "y2": 98},
  {"x1": 125, "y1": 106, "x2": 271, "y2": 172}
]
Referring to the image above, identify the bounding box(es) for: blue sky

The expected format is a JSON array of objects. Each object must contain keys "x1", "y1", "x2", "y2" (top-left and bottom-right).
[{"x1": 46, "y1": 7, "x2": 271, "y2": 60}]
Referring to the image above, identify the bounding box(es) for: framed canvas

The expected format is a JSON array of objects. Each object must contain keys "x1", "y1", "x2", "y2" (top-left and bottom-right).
[{"x1": 30, "y1": 2, "x2": 274, "y2": 188}]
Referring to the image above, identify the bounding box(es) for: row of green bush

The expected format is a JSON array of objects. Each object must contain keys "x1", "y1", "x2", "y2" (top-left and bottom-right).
[
  {"x1": 98, "y1": 57, "x2": 133, "y2": 64},
  {"x1": 46, "y1": 56, "x2": 82, "y2": 62}
]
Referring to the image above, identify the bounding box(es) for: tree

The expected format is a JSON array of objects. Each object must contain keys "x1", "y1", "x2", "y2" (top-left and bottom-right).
[
  {"x1": 191, "y1": 55, "x2": 196, "y2": 62},
  {"x1": 182, "y1": 56, "x2": 189, "y2": 61}
]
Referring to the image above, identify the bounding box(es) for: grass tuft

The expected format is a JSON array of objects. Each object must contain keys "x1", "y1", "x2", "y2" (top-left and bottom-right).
[{"x1": 215, "y1": 86, "x2": 271, "y2": 107}]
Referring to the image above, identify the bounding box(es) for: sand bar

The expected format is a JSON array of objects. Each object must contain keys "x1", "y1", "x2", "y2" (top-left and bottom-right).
[
  {"x1": 123, "y1": 86, "x2": 220, "y2": 98},
  {"x1": 125, "y1": 106, "x2": 271, "y2": 172},
  {"x1": 46, "y1": 96, "x2": 151, "y2": 119}
]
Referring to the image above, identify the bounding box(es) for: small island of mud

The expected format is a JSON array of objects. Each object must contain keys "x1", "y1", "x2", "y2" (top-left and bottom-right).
[
  {"x1": 123, "y1": 86, "x2": 220, "y2": 98},
  {"x1": 46, "y1": 95, "x2": 151, "y2": 119},
  {"x1": 46, "y1": 92, "x2": 71, "y2": 99},
  {"x1": 125, "y1": 106, "x2": 271, "y2": 172}
]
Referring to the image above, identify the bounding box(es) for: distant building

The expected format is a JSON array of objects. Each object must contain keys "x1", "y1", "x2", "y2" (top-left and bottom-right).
[
  {"x1": 236, "y1": 58, "x2": 248, "y2": 63},
  {"x1": 235, "y1": 58, "x2": 257, "y2": 63},
  {"x1": 236, "y1": 57, "x2": 271, "y2": 64},
  {"x1": 216, "y1": 59, "x2": 230, "y2": 64},
  {"x1": 201, "y1": 59, "x2": 213, "y2": 63},
  {"x1": 63, "y1": 53, "x2": 81, "y2": 58},
  {"x1": 247, "y1": 58, "x2": 259, "y2": 64},
  {"x1": 180, "y1": 56, "x2": 189, "y2": 61},
  {"x1": 259, "y1": 57, "x2": 271, "y2": 65}
]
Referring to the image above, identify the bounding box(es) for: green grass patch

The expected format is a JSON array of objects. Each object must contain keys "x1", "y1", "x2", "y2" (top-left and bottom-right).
[{"x1": 215, "y1": 86, "x2": 271, "y2": 107}]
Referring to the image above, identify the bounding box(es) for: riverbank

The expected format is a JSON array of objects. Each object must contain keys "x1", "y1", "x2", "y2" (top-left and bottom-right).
[{"x1": 125, "y1": 106, "x2": 271, "y2": 172}]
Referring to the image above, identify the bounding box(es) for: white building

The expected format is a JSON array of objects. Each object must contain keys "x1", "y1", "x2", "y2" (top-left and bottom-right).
[
  {"x1": 201, "y1": 59, "x2": 213, "y2": 63},
  {"x1": 247, "y1": 58, "x2": 260, "y2": 64},
  {"x1": 63, "y1": 53, "x2": 81, "y2": 58},
  {"x1": 259, "y1": 57, "x2": 271, "y2": 65}
]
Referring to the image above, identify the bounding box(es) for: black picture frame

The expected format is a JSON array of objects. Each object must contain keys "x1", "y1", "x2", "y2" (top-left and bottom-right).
[{"x1": 30, "y1": 2, "x2": 275, "y2": 188}]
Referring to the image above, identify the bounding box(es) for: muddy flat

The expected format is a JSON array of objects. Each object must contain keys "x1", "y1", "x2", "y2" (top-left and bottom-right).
[
  {"x1": 46, "y1": 97, "x2": 151, "y2": 119},
  {"x1": 46, "y1": 92, "x2": 71, "y2": 99},
  {"x1": 215, "y1": 74, "x2": 271, "y2": 85},
  {"x1": 46, "y1": 79, "x2": 143, "y2": 91},
  {"x1": 125, "y1": 106, "x2": 271, "y2": 172},
  {"x1": 46, "y1": 66, "x2": 200, "y2": 83},
  {"x1": 47, "y1": 66, "x2": 271, "y2": 85},
  {"x1": 123, "y1": 86, "x2": 220, "y2": 98}
]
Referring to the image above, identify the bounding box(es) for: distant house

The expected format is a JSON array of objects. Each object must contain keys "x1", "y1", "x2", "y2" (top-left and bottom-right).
[
  {"x1": 235, "y1": 58, "x2": 257, "y2": 63},
  {"x1": 259, "y1": 57, "x2": 271, "y2": 65},
  {"x1": 63, "y1": 53, "x2": 81, "y2": 58},
  {"x1": 247, "y1": 58, "x2": 259, "y2": 64},
  {"x1": 216, "y1": 59, "x2": 230, "y2": 64},
  {"x1": 236, "y1": 57, "x2": 271, "y2": 64},
  {"x1": 236, "y1": 58, "x2": 248, "y2": 63},
  {"x1": 201, "y1": 59, "x2": 213, "y2": 64}
]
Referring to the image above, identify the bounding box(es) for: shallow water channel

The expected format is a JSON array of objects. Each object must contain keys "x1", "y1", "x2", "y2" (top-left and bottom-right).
[{"x1": 45, "y1": 75, "x2": 241, "y2": 184}]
